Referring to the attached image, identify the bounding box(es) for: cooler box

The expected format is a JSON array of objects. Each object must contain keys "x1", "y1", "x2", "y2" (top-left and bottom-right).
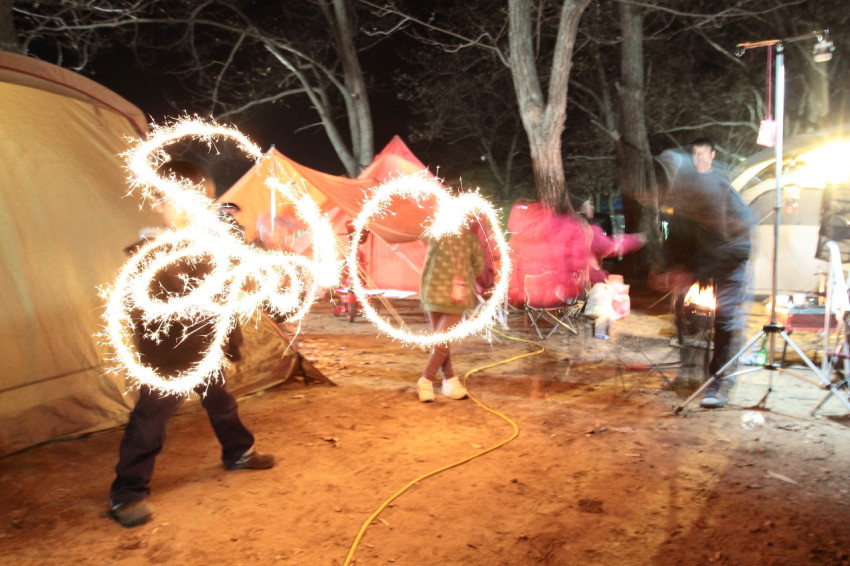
[{"x1": 775, "y1": 305, "x2": 826, "y2": 332}]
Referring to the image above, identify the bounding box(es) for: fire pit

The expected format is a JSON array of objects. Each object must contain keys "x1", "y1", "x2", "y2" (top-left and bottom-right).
[{"x1": 679, "y1": 284, "x2": 715, "y2": 346}]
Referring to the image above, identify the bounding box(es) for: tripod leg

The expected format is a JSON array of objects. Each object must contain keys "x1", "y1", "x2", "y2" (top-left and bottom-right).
[
  {"x1": 673, "y1": 375, "x2": 719, "y2": 415},
  {"x1": 779, "y1": 330, "x2": 832, "y2": 380},
  {"x1": 812, "y1": 386, "x2": 835, "y2": 415},
  {"x1": 812, "y1": 377, "x2": 850, "y2": 414},
  {"x1": 673, "y1": 330, "x2": 766, "y2": 415},
  {"x1": 774, "y1": 329, "x2": 850, "y2": 414}
]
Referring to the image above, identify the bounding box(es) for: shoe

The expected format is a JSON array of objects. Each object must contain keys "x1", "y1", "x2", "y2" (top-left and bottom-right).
[
  {"x1": 442, "y1": 376, "x2": 468, "y2": 400},
  {"x1": 700, "y1": 378, "x2": 736, "y2": 409},
  {"x1": 417, "y1": 377, "x2": 435, "y2": 402},
  {"x1": 109, "y1": 500, "x2": 153, "y2": 528},
  {"x1": 226, "y1": 448, "x2": 276, "y2": 471}
]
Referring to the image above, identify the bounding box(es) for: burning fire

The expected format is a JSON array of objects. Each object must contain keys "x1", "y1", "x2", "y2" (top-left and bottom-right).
[{"x1": 683, "y1": 283, "x2": 716, "y2": 310}]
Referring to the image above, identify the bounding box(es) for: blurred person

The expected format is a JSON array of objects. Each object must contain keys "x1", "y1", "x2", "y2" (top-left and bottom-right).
[
  {"x1": 108, "y1": 162, "x2": 274, "y2": 528},
  {"x1": 333, "y1": 221, "x2": 370, "y2": 319},
  {"x1": 664, "y1": 138, "x2": 755, "y2": 407},
  {"x1": 218, "y1": 201, "x2": 245, "y2": 237},
  {"x1": 254, "y1": 209, "x2": 309, "y2": 254},
  {"x1": 569, "y1": 196, "x2": 644, "y2": 339},
  {"x1": 573, "y1": 196, "x2": 645, "y2": 285},
  {"x1": 417, "y1": 221, "x2": 485, "y2": 403}
]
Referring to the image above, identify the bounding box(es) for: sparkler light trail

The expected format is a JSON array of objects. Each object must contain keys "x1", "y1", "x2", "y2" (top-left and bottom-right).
[
  {"x1": 103, "y1": 118, "x2": 512, "y2": 393},
  {"x1": 102, "y1": 118, "x2": 339, "y2": 395},
  {"x1": 346, "y1": 173, "x2": 511, "y2": 345}
]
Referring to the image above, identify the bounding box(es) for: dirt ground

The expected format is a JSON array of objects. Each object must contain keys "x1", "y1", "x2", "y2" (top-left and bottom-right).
[{"x1": 2, "y1": 292, "x2": 850, "y2": 565}]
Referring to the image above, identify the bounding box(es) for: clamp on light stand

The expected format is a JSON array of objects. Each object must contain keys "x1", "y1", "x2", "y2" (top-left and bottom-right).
[{"x1": 812, "y1": 30, "x2": 835, "y2": 62}]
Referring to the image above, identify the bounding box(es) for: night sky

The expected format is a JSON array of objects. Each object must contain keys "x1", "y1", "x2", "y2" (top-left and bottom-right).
[{"x1": 86, "y1": 46, "x2": 411, "y2": 193}]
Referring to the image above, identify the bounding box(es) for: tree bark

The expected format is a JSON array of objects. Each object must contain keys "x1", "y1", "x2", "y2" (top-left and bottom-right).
[
  {"x1": 616, "y1": 2, "x2": 660, "y2": 279},
  {"x1": 509, "y1": 0, "x2": 590, "y2": 212},
  {"x1": 322, "y1": 0, "x2": 374, "y2": 174}
]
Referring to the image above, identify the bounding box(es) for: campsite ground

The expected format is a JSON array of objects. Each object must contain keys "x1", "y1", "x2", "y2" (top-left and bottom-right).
[{"x1": 2, "y1": 293, "x2": 850, "y2": 565}]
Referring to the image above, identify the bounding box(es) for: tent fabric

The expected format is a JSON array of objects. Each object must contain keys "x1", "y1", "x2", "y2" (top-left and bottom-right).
[
  {"x1": 0, "y1": 53, "x2": 148, "y2": 138},
  {"x1": 354, "y1": 136, "x2": 430, "y2": 292},
  {"x1": 357, "y1": 135, "x2": 429, "y2": 181},
  {"x1": 726, "y1": 126, "x2": 850, "y2": 294},
  {"x1": 0, "y1": 52, "x2": 158, "y2": 456},
  {"x1": 222, "y1": 148, "x2": 375, "y2": 243},
  {"x1": 218, "y1": 136, "x2": 433, "y2": 293}
]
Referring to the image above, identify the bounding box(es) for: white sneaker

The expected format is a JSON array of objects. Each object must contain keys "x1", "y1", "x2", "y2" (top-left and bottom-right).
[
  {"x1": 417, "y1": 377, "x2": 435, "y2": 402},
  {"x1": 442, "y1": 376, "x2": 468, "y2": 400}
]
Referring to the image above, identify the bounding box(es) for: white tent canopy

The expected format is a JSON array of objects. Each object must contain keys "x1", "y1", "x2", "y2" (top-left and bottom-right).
[
  {"x1": 730, "y1": 126, "x2": 850, "y2": 295},
  {"x1": 0, "y1": 52, "x2": 159, "y2": 456}
]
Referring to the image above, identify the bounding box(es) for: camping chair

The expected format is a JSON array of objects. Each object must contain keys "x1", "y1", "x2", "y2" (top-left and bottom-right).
[
  {"x1": 467, "y1": 289, "x2": 511, "y2": 331},
  {"x1": 523, "y1": 271, "x2": 585, "y2": 339}
]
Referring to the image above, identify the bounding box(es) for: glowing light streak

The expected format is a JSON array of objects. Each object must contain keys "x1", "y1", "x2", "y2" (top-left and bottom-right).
[
  {"x1": 103, "y1": 118, "x2": 339, "y2": 395},
  {"x1": 104, "y1": 118, "x2": 512, "y2": 393},
  {"x1": 346, "y1": 174, "x2": 511, "y2": 345}
]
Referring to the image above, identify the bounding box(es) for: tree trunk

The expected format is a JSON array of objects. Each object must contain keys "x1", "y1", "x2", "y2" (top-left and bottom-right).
[
  {"x1": 325, "y1": 0, "x2": 374, "y2": 173},
  {"x1": 508, "y1": 0, "x2": 590, "y2": 212},
  {"x1": 528, "y1": 130, "x2": 570, "y2": 209},
  {"x1": 616, "y1": 2, "x2": 660, "y2": 281},
  {"x1": 0, "y1": 0, "x2": 21, "y2": 53}
]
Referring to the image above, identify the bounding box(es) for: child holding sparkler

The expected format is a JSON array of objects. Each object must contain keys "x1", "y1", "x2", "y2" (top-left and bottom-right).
[{"x1": 417, "y1": 221, "x2": 485, "y2": 402}]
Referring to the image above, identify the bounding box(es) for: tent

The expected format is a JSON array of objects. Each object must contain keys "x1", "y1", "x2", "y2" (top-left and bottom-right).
[
  {"x1": 0, "y1": 51, "x2": 155, "y2": 456},
  {"x1": 730, "y1": 126, "x2": 850, "y2": 295},
  {"x1": 218, "y1": 136, "x2": 431, "y2": 293},
  {"x1": 0, "y1": 53, "x2": 303, "y2": 457}
]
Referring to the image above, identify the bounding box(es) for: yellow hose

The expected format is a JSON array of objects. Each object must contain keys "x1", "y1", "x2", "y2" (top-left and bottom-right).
[{"x1": 343, "y1": 329, "x2": 545, "y2": 565}]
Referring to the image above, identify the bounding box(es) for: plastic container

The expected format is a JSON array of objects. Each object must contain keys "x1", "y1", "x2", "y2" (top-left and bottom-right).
[{"x1": 740, "y1": 411, "x2": 766, "y2": 430}]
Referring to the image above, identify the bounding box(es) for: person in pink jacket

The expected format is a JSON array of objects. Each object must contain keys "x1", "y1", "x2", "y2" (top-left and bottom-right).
[{"x1": 575, "y1": 198, "x2": 645, "y2": 284}]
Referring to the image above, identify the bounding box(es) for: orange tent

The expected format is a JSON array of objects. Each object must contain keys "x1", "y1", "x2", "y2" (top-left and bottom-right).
[{"x1": 218, "y1": 136, "x2": 432, "y2": 292}]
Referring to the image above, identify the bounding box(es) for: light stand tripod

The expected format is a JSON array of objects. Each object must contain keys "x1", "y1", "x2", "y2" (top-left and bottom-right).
[{"x1": 674, "y1": 30, "x2": 850, "y2": 415}]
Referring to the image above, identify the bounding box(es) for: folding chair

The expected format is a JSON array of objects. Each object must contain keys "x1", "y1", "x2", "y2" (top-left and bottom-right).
[{"x1": 523, "y1": 271, "x2": 585, "y2": 339}]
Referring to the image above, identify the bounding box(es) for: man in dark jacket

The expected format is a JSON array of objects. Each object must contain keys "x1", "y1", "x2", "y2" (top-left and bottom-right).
[{"x1": 666, "y1": 138, "x2": 755, "y2": 408}]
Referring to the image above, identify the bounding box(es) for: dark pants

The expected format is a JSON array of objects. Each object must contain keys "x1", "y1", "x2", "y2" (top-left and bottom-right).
[
  {"x1": 709, "y1": 260, "x2": 749, "y2": 377},
  {"x1": 110, "y1": 382, "x2": 254, "y2": 505}
]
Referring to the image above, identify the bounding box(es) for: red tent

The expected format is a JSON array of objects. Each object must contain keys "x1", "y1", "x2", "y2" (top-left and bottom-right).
[{"x1": 218, "y1": 136, "x2": 431, "y2": 292}]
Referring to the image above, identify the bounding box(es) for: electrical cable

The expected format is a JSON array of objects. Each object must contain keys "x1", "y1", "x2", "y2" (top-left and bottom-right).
[{"x1": 342, "y1": 329, "x2": 544, "y2": 565}]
